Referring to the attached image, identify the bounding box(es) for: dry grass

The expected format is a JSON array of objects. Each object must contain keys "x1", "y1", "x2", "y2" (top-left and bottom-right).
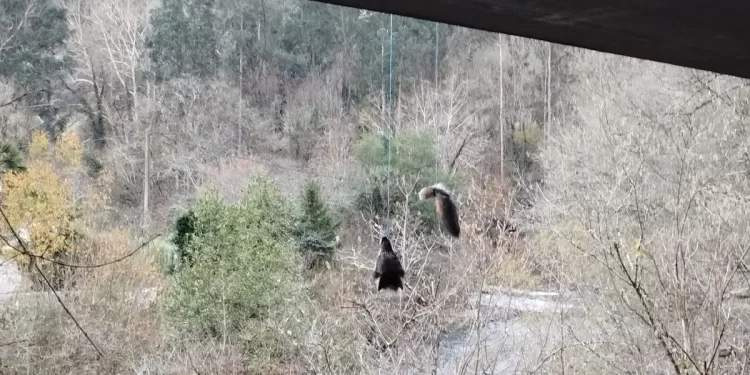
[
  {"x1": 0, "y1": 226, "x2": 272, "y2": 374},
  {"x1": 0, "y1": 183, "x2": 536, "y2": 375},
  {"x1": 0, "y1": 229, "x2": 163, "y2": 374}
]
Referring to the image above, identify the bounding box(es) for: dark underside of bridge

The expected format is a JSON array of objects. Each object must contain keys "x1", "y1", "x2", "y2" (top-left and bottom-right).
[{"x1": 311, "y1": 0, "x2": 750, "y2": 80}]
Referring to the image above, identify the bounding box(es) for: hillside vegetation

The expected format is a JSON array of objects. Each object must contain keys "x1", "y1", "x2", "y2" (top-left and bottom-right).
[{"x1": 0, "y1": 0, "x2": 749, "y2": 374}]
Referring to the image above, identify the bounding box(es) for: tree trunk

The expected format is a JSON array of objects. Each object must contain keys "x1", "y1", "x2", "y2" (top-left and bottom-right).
[
  {"x1": 546, "y1": 42, "x2": 552, "y2": 136},
  {"x1": 238, "y1": 13, "x2": 244, "y2": 154},
  {"x1": 499, "y1": 34, "x2": 505, "y2": 181},
  {"x1": 142, "y1": 130, "x2": 150, "y2": 229}
]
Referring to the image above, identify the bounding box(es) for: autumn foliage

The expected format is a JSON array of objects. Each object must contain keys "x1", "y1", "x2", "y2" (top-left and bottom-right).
[{"x1": 1, "y1": 130, "x2": 111, "y2": 269}]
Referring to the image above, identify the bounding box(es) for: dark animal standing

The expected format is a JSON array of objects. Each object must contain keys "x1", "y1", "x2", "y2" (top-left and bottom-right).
[
  {"x1": 419, "y1": 183, "x2": 460, "y2": 238},
  {"x1": 373, "y1": 237, "x2": 405, "y2": 291}
]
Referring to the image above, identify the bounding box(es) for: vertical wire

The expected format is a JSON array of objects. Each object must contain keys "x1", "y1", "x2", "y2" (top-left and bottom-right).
[
  {"x1": 433, "y1": 22, "x2": 440, "y2": 235},
  {"x1": 434, "y1": 22, "x2": 439, "y2": 183},
  {"x1": 386, "y1": 13, "x2": 394, "y2": 226}
]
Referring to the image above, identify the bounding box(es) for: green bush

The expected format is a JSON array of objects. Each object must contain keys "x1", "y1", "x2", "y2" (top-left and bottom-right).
[
  {"x1": 163, "y1": 177, "x2": 306, "y2": 343},
  {"x1": 163, "y1": 209, "x2": 197, "y2": 274},
  {"x1": 353, "y1": 129, "x2": 459, "y2": 232},
  {"x1": 293, "y1": 179, "x2": 340, "y2": 269},
  {"x1": 0, "y1": 140, "x2": 26, "y2": 174},
  {"x1": 154, "y1": 236, "x2": 179, "y2": 275}
]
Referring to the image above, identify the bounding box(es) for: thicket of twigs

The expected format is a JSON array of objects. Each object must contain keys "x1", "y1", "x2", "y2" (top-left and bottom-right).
[{"x1": 1, "y1": 0, "x2": 749, "y2": 374}]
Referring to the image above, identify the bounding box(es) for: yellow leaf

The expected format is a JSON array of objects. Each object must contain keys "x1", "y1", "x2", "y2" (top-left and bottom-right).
[
  {"x1": 0, "y1": 130, "x2": 113, "y2": 268},
  {"x1": 55, "y1": 130, "x2": 83, "y2": 167},
  {"x1": 631, "y1": 239, "x2": 648, "y2": 256},
  {"x1": 28, "y1": 131, "x2": 51, "y2": 161}
]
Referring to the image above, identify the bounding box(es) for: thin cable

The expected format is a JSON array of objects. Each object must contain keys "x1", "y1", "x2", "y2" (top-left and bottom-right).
[
  {"x1": 434, "y1": 22, "x2": 439, "y2": 183},
  {"x1": 0, "y1": 207, "x2": 104, "y2": 358},
  {"x1": 0, "y1": 252, "x2": 21, "y2": 269},
  {"x1": 386, "y1": 13, "x2": 394, "y2": 225},
  {"x1": 433, "y1": 22, "x2": 441, "y2": 233},
  {"x1": 388, "y1": 14, "x2": 394, "y2": 112},
  {"x1": 0, "y1": 339, "x2": 27, "y2": 348},
  {"x1": 33, "y1": 261, "x2": 104, "y2": 357},
  {"x1": 27, "y1": 234, "x2": 160, "y2": 269}
]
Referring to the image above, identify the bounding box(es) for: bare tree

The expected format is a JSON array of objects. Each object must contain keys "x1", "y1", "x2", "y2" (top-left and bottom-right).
[
  {"x1": 498, "y1": 34, "x2": 505, "y2": 181},
  {"x1": 532, "y1": 51, "x2": 750, "y2": 374},
  {"x1": 0, "y1": 0, "x2": 36, "y2": 61},
  {"x1": 63, "y1": 0, "x2": 151, "y2": 123},
  {"x1": 545, "y1": 42, "x2": 552, "y2": 136}
]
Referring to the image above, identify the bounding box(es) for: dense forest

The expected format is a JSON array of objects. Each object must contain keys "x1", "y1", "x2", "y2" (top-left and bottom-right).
[{"x1": 1, "y1": 0, "x2": 749, "y2": 374}]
